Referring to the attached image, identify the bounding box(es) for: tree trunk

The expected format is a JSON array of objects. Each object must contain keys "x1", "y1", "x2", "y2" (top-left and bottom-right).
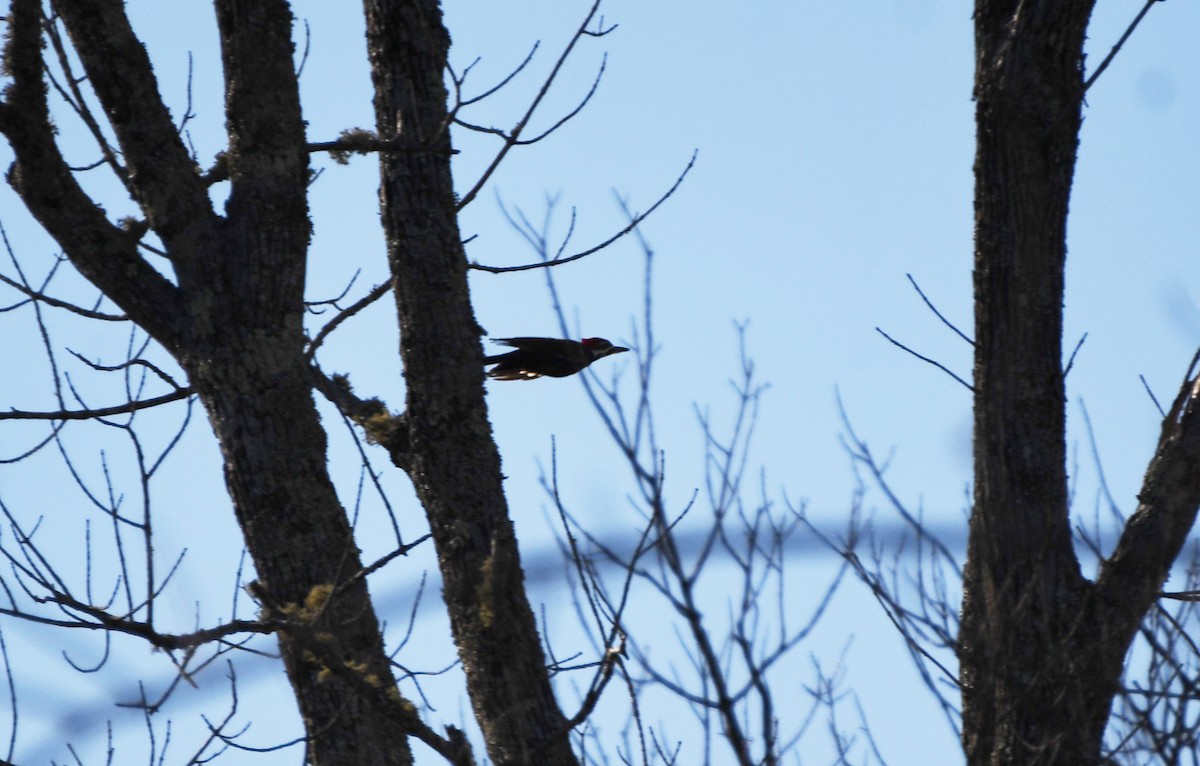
[
  {"x1": 964, "y1": 2, "x2": 1105, "y2": 763},
  {"x1": 191, "y1": 345, "x2": 413, "y2": 766},
  {"x1": 963, "y1": 3, "x2": 1200, "y2": 764},
  {"x1": 1, "y1": 1, "x2": 415, "y2": 763},
  {"x1": 361, "y1": 2, "x2": 579, "y2": 764}
]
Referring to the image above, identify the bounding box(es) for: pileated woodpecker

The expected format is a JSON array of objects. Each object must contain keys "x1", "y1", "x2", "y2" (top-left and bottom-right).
[{"x1": 484, "y1": 337, "x2": 629, "y2": 380}]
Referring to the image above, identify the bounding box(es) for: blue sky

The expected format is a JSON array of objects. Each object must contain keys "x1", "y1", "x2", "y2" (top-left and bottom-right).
[{"x1": 1, "y1": 1, "x2": 1199, "y2": 763}]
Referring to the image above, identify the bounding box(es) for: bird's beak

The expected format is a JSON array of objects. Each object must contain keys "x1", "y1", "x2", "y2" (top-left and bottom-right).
[{"x1": 611, "y1": 346, "x2": 630, "y2": 355}]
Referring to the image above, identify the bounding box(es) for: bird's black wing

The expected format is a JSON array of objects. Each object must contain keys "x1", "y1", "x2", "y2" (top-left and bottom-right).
[{"x1": 491, "y1": 337, "x2": 569, "y2": 350}]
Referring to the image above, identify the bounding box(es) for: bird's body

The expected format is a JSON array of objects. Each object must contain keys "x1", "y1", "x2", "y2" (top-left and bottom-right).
[{"x1": 485, "y1": 337, "x2": 629, "y2": 380}]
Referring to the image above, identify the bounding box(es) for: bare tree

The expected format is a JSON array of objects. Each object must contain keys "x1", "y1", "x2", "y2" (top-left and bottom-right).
[
  {"x1": 847, "y1": 3, "x2": 1200, "y2": 765},
  {"x1": 8, "y1": 1, "x2": 1196, "y2": 765},
  {"x1": 501, "y1": 204, "x2": 864, "y2": 765},
  {"x1": 1, "y1": 2, "x2": 811, "y2": 765},
  {"x1": 0, "y1": 0, "x2": 622, "y2": 763},
  {"x1": 964, "y1": 2, "x2": 1200, "y2": 763}
]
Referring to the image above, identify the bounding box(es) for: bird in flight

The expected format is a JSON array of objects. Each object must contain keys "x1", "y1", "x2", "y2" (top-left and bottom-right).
[{"x1": 484, "y1": 337, "x2": 629, "y2": 380}]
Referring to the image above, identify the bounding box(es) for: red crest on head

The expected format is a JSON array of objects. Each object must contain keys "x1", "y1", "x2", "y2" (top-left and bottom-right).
[{"x1": 581, "y1": 337, "x2": 607, "y2": 348}]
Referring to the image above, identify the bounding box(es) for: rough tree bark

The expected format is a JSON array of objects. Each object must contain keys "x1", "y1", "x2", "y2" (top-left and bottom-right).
[
  {"x1": 1, "y1": 0, "x2": 581, "y2": 760},
  {"x1": 0, "y1": 1, "x2": 414, "y2": 763},
  {"x1": 361, "y1": 1, "x2": 580, "y2": 764},
  {"x1": 964, "y1": 3, "x2": 1200, "y2": 764}
]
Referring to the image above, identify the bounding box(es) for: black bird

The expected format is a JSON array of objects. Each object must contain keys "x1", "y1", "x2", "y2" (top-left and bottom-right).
[{"x1": 484, "y1": 337, "x2": 629, "y2": 380}]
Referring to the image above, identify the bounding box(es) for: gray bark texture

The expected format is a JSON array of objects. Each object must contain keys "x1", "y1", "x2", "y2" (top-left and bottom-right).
[
  {"x1": 0, "y1": 0, "x2": 465, "y2": 763},
  {"x1": 361, "y1": 1, "x2": 580, "y2": 764},
  {"x1": 964, "y1": 3, "x2": 1200, "y2": 764}
]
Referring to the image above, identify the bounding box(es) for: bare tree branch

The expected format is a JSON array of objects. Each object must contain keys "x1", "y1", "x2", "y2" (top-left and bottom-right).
[
  {"x1": 1084, "y1": 0, "x2": 1164, "y2": 91},
  {"x1": 305, "y1": 278, "x2": 393, "y2": 360},
  {"x1": 0, "y1": 0, "x2": 183, "y2": 343},
  {"x1": 875, "y1": 327, "x2": 973, "y2": 391},
  {"x1": 1098, "y1": 351, "x2": 1200, "y2": 619},
  {"x1": 455, "y1": 0, "x2": 612, "y2": 211},
  {"x1": 52, "y1": 0, "x2": 216, "y2": 251},
  {"x1": 906, "y1": 273, "x2": 973, "y2": 345},
  {"x1": 472, "y1": 151, "x2": 697, "y2": 273},
  {"x1": 1, "y1": 389, "x2": 193, "y2": 421}
]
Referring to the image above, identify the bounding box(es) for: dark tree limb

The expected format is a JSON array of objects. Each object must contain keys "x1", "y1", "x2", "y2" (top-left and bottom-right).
[
  {"x1": 308, "y1": 364, "x2": 412, "y2": 473},
  {"x1": 1084, "y1": 0, "x2": 1165, "y2": 91},
  {"x1": 454, "y1": 0, "x2": 609, "y2": 212},
  {"x1": 470, "y1": 150, "x2": 696, "y2": 274},
  {"x1": 958, "y1": 3, "x2": 1200, "y2": 765},
  {"x1": 52, "y1": 0, "x2": 216, "y2": 254},
  {"x1": 0, "y1": 599, "x2": 278, "y2": 652},
  {"x1": 1, "y1": 389, "x2": 194, "y2": 421},
  {"x1": 1098, "y1": 358, "x2": 1200, "y2": 625},
  {"x1": 0, "y1": 0, "x2": 183, "y2": 347},
  {"x1": 42, "y1": 13, "x2": 131, "y2": 189},
  {"x1": 4, "y1": 1, "x2": 422, "y2": 763},
  {"x1": 965, "y1": 0, "x2": 1094, "y2": 762},
  {"x1": 0, "y1": 269, "x2": 127, "y2": 320},
  {"x1": 363, "y1": 0, "x2": 578, "y2": 763},
  {"x1": 875, "y1": 326, "x2": 972, "y2": 391},
  {"x1": 306, "y1": 278, "x2": 393, "y2": 360}
]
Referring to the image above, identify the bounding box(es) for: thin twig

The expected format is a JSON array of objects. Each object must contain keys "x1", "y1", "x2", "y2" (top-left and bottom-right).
[
  {"x1": 875, "y1": 327, "x2": 972, "y2": 391},
  {"x1": 906, "y1": 273, "x2": 972, "y2": 345},
  {"x1": 455, "y1": 0, "x2": 612, "y2": 211},
  {"x1": 0, "y1": 271, "x2": 127, "y2": 321},
  {"x1": 1, "y1": 389, "x2": 194, "y2": 420},
  {"x1": 1084, "y1": 0, "x2": 1163, "y2": 92},
  {"x1": 1063, "y1": 332, "x2": 1088, "y2": 378},
  {"x1": 305, "y1": 279, "x2": 393, "y2": 360},
  {"x1": 1140, "y1": 374, "x2": 1167, "y2": 418},
  {"x1": 471, "y1": 151, "x2": 697, "y2": 273}
]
